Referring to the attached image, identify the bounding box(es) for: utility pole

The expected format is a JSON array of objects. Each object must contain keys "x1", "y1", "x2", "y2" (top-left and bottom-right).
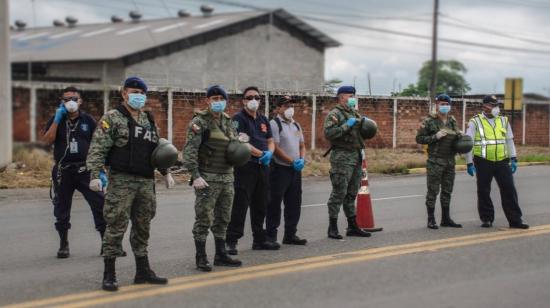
[
  {"x1": 0, "y1": 0, "x2": 12, "y2": 168},
  {"x1": 429, "y1": 0, "x2": 439, "y2": 111}
]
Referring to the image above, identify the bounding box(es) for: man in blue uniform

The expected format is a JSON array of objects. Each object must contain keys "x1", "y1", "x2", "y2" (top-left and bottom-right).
[
  {"x1": 43, "y1": 87, "x2": 106, "y2": 258},
  {"x1": 225, "y1": 86, "x2": 279, "y2": 255}
]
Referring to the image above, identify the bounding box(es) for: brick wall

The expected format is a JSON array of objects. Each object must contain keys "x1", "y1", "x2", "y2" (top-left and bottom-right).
[{"x1": 12, "y1": 87, "x2": 550, "y2": 150}]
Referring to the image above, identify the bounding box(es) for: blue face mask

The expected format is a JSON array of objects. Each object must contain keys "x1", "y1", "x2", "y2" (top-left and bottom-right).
[
  {"x1": 128, "y1": 93, "x2": 146, "y2": 110},
  {"x1": 439, "y1": 105, "x2": 451, "y2": 114},
  {"x1": 347, "y1": 97, "x2": 358, "y2": 109},
  {"x1": 211, "y1": 100, "x2": 227, "y2": 113}
]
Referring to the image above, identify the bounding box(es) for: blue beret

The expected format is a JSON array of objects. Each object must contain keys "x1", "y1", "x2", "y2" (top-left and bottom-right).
[
  {"x1": 337, "y1": 86, "x2": 356, "y2": 96},
  {"x1": 123, "y1": 77, "x2": 147, "y2": 93},
  {"x1": 206, "y1": 85, "x2": 228, "y2": 100},
  {"x1": 483, "y1": 95, "x2": 499, "y2": 104},
  {"x1": 435, "y1": 94, "x2": 452, "y2": 104}
]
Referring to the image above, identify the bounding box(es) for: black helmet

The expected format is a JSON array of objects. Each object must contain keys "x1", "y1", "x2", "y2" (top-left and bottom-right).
[
  {"x1": 226, "y1": 140, "x2": 251, "y2": 167},
  {"x1": 454, "y1": 135, "x2": 474, "y2": 154},
  {"x1": 359, "y1": 117, "x2": 378, "y2": 140},
  {"x1": 151, "y1": 138, "x2": 179, "y2": 169}
]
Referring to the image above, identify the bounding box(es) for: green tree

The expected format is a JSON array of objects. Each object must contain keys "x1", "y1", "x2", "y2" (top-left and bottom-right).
[
  {"x1": 397, "y1": 60, "x2": 471, "y2": 96},
  {"x1": 323, "y1": 78, "x2": 343, "y2": 94}
]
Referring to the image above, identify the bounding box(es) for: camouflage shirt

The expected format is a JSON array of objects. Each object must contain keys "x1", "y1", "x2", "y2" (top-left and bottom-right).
[
  {"x1": 181, "y1": 109, "x2": 238, "y2": 183},
  {"x1": 416, "y1": 113, "x2": 460, "y2": 158},
  {"x1": 86, "y1": 108, "x2": 157, "y2": 179},
  {"x1": 323, "y1": 104, "x2": 364, "y2": 150}
]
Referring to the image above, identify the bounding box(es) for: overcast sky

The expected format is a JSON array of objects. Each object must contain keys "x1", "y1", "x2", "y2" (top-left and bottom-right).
[{"x1": 9, "y1": 0, "x2": 550, "y2": 95}]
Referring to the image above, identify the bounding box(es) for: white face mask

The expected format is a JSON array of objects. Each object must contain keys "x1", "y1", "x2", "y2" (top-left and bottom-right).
[
  {"x1": 491, "y1": 106, "x2": 500, "y2": 117},
  {"x1": 246, "y1": 99, "x2": 259, "y2": 111},
  {"x1": 283, "y1": 107, "x2": 294, "y2": 120},
  {"x1": 64, "y1": 100, "x2": 79, "y2": 113}
]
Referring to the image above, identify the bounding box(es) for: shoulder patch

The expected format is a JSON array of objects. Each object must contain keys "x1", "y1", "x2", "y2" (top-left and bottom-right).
[
  {"x1": 232, "y1": 120, "x2": 239, "y2": 129},
  {"x1": 191, "y1": 123, "x2": 201, "y2": 134},
  {"x1": 101, "y1": 120, "x2": 110, "y2": 131}
]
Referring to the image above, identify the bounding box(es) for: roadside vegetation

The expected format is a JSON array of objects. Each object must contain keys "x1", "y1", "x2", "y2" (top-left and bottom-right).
[{"x1": 1, "y1": 145, "x2": 550, "y2": 189}]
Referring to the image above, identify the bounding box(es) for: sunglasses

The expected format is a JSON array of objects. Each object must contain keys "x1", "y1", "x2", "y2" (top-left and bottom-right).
[
  {"x1": 244, "y1": 95, "x2": 261, "y2": 100},
  {"x1": 62, "y1": 96, "x2": 79, "y2": 102}
]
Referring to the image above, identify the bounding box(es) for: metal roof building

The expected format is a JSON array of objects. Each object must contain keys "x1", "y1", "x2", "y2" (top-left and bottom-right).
[{"x1": 10, "y1": 9, "x2": 340, "y2": 92}]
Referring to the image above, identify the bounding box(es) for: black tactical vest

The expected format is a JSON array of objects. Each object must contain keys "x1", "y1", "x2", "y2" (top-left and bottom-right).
[
  {"x1": 198, "y1": 114, "x2": 233, "y2": 174},
  {"x1": 108, "y1": 105, "x2": 158, "y2": 178},
  {"x1": 329, "y1": 105, "x2": 364, "y2": 150}
]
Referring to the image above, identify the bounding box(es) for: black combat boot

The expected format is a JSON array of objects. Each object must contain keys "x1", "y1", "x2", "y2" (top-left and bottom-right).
[
  {"x1": 427, "y1": 207, "x2": 438, "y2": 229},
  {"x1": 214, "y1": 239, "x2": 242, "y2": 267},
  {"x1": 134, "y1": 255, "x2": 168, "y2": 284},
  {"x1": 346, "y1": 216, "x2": 371, "y2": 237},
  {"x1": 440, "y1": 207, "x2": 462, "y2": 228},
  {"x1": 57, "y1": 230, "x2": 70, "y2": 258},
  {"x1": 195, "y1": 240, "x2": 212, "y2": 272},
  {"x1": 327, "y1": 218, "x2": 343, "y2": 239},
  {"x1": 102, "y1": 257, "x2": 118, "y2": 292}
]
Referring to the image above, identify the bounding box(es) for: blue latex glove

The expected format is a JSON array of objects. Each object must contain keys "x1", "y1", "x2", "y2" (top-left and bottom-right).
[
  {"x1": 346, "y1": 118, "x2": 357, "y2": 127},
  {"x1": 99, "y1": 170, "x2": 108, "y2": 189},
  {"x1": 259, "y1": 151, "x2": 273, "y2": 165},
  {"x1": 467, "y1": 163, "x2": 476, "y2": 177},
  {"x1": 510, "y1": 157, "x2": 518, "y2": 174},
  {"x1": 53, "y1": 103, "x2": 67, "y2": 124},
  {"x1": 293, "y1": 158, "x2": 305, "y2": 172}
]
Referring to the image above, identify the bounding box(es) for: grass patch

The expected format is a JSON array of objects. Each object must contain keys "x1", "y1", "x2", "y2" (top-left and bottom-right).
[{"x1": 0, "y1": 145, "x2": 53, "y2": 189}]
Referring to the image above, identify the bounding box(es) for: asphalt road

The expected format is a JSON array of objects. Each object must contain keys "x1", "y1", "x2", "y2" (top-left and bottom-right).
[{"x1": 1, "y1": 166, "x2": 549, "y2": 308}]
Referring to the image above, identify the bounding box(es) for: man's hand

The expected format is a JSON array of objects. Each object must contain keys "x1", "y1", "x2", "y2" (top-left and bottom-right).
[
  {"x1": 53, "y1": 103, "x2": 67, "y2": 124},
  {"x1": 292, "y1": 158, "x2": 305, "y2": 172},
  {"x1": 89, "y1": 179, "x2": 103, "y2": 192},
  {"x1": 435, "y1": 130, "x2": 448, "y2": 140},
  {"x1": 192, "y1": 177, "x2": 209, "y2": 190},
  {"x1": 346, "y1": 118, "x2": 357, "y2": 127},
  {"x1": 467, "y1": 163, "x2": 476, "y2": 177},
  {"x1": 165, "y1": 173, "x2": 175, "y2": 189},
  {"x1": 259, "y1": 151, "x2": 273, "y2": 165},
  {"x1": 511, "y1": 157, "x2": 518, "y2": 174}
]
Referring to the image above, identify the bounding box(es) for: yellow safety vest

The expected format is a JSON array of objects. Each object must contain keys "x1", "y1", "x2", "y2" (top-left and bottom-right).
[{"x1": 471, "y1": 114, "x2": 508, "y2": 161}]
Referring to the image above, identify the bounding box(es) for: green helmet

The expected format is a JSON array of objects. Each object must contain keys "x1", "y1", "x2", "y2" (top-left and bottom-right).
[
  {"x1": 359, "y1": 117, "x2": 378, "y2": 140},
  {"x1": 226, "y1": 140, "x2": 251, "y2": 167},
  {"x1": 454, "y1": 135, "x2": 474, "y2": 154},
  {"x1": 151, "y1": 138, "x2": 179, "y2": 169}
]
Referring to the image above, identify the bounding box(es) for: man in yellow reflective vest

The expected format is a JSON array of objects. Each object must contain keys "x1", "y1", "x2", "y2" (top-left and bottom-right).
[{"x1": 465, "y1": 95, "x2": 528, "y2": 229}]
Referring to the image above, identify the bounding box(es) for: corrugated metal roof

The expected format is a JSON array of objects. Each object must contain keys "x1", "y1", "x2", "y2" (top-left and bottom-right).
[{"x1": 10, "y1": 9, "x2": 340, "y2": 63}]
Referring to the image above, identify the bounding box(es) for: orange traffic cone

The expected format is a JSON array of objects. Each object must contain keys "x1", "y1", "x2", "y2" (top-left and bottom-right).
[{"x1": 356, "y1": 158, "x2": 383, "y2": 232}]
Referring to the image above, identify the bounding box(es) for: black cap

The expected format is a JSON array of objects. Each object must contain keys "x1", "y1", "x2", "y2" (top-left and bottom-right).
[
  {"x1": 483, "y1": 95, "x2": 499, "y2": 105},
  {"x1": 206, "y1": 85, "x2": 228, "y2": 100},
  {"x1": 123, "y1": 76, "x2": 147, "y2": 93},
  {"x1": 276, "y1": 95, "x2": 294, "y2": 107}
]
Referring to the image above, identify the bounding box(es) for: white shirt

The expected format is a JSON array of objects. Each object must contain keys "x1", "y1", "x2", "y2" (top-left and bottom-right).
[{"x1": 464, "y1": 113, "x2": 516, "y2": 164}]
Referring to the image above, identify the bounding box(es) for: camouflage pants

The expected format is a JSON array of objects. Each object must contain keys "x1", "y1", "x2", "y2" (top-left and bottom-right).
[
  {"x1": 425, "y1": 157, "x2": 456, "y2": 209},
  {"x1": 327, "y1": 162, "x2": 362, "y2": 219},
  {"x1": 102, "y1": 171, "x2": 156, "y2": 257},
  {"x1": 192, "y1": 181, "x2": 234, "y2": 242}
]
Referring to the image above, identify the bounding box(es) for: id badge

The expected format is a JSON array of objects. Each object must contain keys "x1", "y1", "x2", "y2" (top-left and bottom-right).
[{"x1": 70, "y1": 138, "x2": 79, "y2": 154}]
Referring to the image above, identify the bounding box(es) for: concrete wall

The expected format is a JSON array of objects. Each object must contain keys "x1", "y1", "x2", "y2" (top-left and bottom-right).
[
  {"x1": 125, "y1": 24, "x2": 325, "y2": 92},
  {"x1": 45, "y1": 60, "x2": 125, "y2": 84},
  {"x1": 13, "y1": 88, "x2": 550, "y2": 152}
]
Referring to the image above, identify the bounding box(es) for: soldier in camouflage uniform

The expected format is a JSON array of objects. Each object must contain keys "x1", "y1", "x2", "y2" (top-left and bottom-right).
[
  {"x1": 182, "y1": 85, "x2": 243, "y2": 272},
  {"x1": 416, "y1": 94, "x2": 462, "y2": 229},
  {"x1": 87, "y1": 77, "x2": 171, "y2": 292},
  {"x1": 323, "y1": 86, "x2": 371, "y2": 239}
]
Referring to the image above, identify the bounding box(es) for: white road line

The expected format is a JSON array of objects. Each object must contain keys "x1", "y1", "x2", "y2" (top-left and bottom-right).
[
  {"x1": 81, "y1": 28, "x2": 114, "y2": 38},
  {"x1": 17, "y1": 32, "x2": 50, "y2": 41},
  {"x1": 116, "y1": 25, "x2": 149, "y2": 36},
  {"x1": 302, "y1": 194, "x2": 424, "y2": 208},
  {"x1": 194, "y1": 19, "x2": 225, "y2": 29},
  {"x1": 153, "y1": 22, "x2": 187, "y2": 33},
  {"x1": 50, "y1": 30, "x2": 81, "y2": 39}
]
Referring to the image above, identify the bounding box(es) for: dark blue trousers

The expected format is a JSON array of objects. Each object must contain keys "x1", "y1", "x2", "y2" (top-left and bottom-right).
[
  {"x1": 52, "y1": 164, "x2": 106, "y2": 232},
  {"x1": 266, "y1": 163, "x2": 302, "y2": 240},
  {"x1": 473, "y1": 157, "x2": 523, "y2": 225}
]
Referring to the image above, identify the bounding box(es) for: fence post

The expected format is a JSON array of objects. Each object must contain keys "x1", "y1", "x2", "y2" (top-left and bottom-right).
[
  {"x1": 30, "y1": 85, "x2": 37, "y2": 143},
  {"x1": 103, "y1": 88, "x2": 109, "y2": 115},
  {"x1": 167, "y1": 88, "x2": 173, "y2": 142},
  {"x1": 522, "y1": 103, "x2": 526, "y2": 145},
  {"x1": 462, "y1": 99, "x2": 467, "y2": 132},
  {"x1": 311, "y1": 94, "x2": 317, "y2": 150},
  {"x1": 264, "y1": 91, "x2": 270, "y2": 117},
  {"x1": 392, "y1": 98, "x2": 397, "y2": 148}
]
